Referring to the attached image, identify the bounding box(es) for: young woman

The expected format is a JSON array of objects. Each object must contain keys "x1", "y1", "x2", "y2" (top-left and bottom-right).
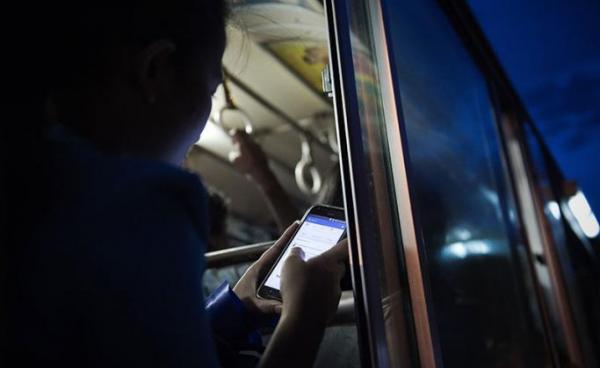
[{"x1": 4, "y1": 1, "x2": 347, "y2": 367}]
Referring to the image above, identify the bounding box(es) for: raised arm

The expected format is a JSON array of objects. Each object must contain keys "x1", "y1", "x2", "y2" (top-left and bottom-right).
[{"x1": 230, "y1": 130, "x2": 298, "y2": 231}]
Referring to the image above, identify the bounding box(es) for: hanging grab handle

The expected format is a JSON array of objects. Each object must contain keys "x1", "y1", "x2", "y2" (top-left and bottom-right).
[
  {"x1": 217, "y1": 68, "x2": 254, "y2": 134},
  {"x1": 295, "y1": 135, "x2": 322, "y2": 196},
  {"x1": 218, "y1": 107, "x2": 254, "y2": 135}
]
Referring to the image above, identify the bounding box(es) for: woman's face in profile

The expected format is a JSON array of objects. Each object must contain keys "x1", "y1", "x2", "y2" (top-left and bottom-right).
[
  {"x1": 163, "y1": 36, "x2": 226, "y2": 159},
  {"x1": 186, "y1": 45, "x2": 225, "y2": 132}
]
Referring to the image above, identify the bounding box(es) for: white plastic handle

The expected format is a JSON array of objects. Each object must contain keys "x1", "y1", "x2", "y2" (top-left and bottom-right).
[
  {"x1": 217, "y1": 106, "x2": 254, "y2": 134},
  {"x1": 295, "y1": 159, "x2": 322, "y2": 195},
  {"x1": 294, "y1": 137, "x2": 322, "y2": 195}
]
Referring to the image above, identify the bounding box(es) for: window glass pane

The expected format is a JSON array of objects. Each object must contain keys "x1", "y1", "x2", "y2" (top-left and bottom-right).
[{"x1": 381, "y1": 0, "x2": 552, "y2": 366}]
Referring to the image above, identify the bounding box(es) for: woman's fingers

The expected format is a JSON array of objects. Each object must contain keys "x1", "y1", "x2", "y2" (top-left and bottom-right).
[
  {"x1": 321, "y1": 239, "x2": 349, "y2": 263},
  {"x1": 255, "y1": 222, "x2": 299, "y2": 279},
  {"x1": 262, "y1": 222, "x2": 298, "y2": 259},
  {"x1": 254, "y1": 298, "x2": 283, "y2": 314},
  {"x1": 289, "y1": 246, "x2": 305, "y2": 260}
]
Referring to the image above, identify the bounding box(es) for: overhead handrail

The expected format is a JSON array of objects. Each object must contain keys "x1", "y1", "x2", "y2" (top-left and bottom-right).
[{"x1": 222, "y1": 67, "x2": 334, "y2": 155}]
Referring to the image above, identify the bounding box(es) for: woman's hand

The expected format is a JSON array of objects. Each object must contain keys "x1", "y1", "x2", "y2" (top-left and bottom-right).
[
  {"x1": 258, "y1": 239, "x2": 349, "y2": 368},
  {"x1": 280, "y1": 239, "x2": 348, "y2": 326},
  {"x1": 232, "y1": 222, "x2": 298, "y2": 316}
]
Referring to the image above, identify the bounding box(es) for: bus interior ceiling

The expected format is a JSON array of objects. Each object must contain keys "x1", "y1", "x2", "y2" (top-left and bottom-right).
[{"x1": 185, "y1": 1, "x2": 337, "y2": 239}]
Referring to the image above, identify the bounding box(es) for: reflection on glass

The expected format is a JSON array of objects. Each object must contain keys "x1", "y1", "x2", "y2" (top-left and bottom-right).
[
  {"x1": 547, "y1": 201, "x2": 561, "y2": 220},
  {"x1": 380, "y1": 0, "x2": 551, "y2": 366},
  {"x1": 568, "y1": 190, "x2": 600, "y2": 238}
]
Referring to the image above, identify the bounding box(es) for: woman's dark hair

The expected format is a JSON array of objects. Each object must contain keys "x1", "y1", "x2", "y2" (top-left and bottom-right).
[
  {"x1": 207, "y1": 191, "x2": 229, "y2": 251},
  {"x1": 45, "y1": 0, "x2": 229, "y2": 93},
  {"x1": 3, "y1": 0, "x2": 229, "y2": 232}
]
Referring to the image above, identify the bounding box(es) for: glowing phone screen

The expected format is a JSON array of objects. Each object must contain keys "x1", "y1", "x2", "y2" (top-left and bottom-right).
[{"x1": 264, "y1": 214, "x2": 346, "y2": 290}]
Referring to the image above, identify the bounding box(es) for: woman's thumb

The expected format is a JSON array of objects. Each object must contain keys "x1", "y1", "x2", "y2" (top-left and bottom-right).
[{"x1": 289, "y1": 247, "x2": 305, "y2": 261}]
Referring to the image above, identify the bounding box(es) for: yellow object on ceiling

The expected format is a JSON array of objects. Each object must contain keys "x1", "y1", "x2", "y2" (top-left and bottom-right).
[{"x1": 265, "y1": 40, "x2": 328, "y2": 92}]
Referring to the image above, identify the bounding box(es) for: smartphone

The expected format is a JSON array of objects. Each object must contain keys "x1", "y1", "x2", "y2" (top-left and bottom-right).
[{"x1": 257, "y1": 205, "x2": 347, "y2": 301}]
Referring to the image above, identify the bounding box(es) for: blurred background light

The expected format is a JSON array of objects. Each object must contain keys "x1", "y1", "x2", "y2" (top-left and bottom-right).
[
  {"x1": 547, "y1": 201, "x2": 561, "y2": 220},
  {"x1": 444, "y1": 240, "x2": 491, "y2": 259},
  {"x1": 567, "y1": 190, "x2": 600, "y2": 238}
]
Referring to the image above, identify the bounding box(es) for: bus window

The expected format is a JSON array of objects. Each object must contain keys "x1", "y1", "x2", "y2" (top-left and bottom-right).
[
  {"x1": 328, "y1": 0, "x2": 557, "y2": 366},
  {"x1": 380, "y1": 0, "x2": 552, "y2": 366}
]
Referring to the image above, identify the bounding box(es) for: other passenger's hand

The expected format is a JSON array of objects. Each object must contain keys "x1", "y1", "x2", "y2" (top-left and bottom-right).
[
  {"x1": 233, "y1": 222, "x2": 298, "y2": 316},
  {"x1": 230, "y1": 130, "x2": 270, "y2": 180},
  {"x1": 279, "y1": 239, "x2": 348, "y2": 327}
]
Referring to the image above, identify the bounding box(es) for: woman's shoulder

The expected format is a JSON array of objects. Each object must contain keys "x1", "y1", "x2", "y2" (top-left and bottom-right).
[
  {"x1": 39, "y1": 133, "x2": 211, "y2": 247},
  {"x1": 50, "y1": 127, "x2": 206, "y2": 207}
]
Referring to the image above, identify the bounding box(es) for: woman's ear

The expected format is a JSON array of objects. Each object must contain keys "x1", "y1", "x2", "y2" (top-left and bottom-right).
[{"x1": 135, "y1": 39, "x2": 177, "y2": 104}]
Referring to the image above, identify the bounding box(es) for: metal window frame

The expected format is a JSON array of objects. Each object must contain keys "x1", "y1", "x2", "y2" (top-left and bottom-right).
[
  {"x1": 325, "y1": 0, "x2": 406, "y2": 366},
  {"x1": 362, "y1": 0, "x2": 440, "y2": 366},
  {"x1": 325, "y1": 0, "x2": 435, "y2": 366}
]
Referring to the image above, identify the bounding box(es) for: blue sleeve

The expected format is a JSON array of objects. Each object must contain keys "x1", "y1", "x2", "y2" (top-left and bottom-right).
[
  {"x1": 205, "y1": 282, "x2": 263, "y2": 352},
  {"x1": 79, "y1": 181, "x2": 220, "y2": 368}
]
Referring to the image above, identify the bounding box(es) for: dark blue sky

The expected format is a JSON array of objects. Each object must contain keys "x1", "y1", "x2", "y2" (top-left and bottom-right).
[{"x1": 468, "y1": 0, "x2": 600, "y2": 214}]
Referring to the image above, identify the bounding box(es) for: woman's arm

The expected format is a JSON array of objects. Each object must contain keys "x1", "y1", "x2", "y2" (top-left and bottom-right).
[
  {"x1": 232, "y1": 223, "x2": 348, "y2": 368},
  {"x1": 259, "y1": 312, "x2": 327, "y2": 367}
]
